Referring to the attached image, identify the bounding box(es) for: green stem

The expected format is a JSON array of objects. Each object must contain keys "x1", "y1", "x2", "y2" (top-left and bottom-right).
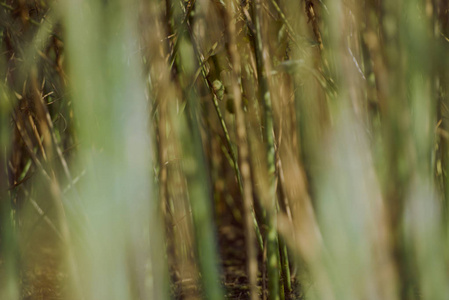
[
  {"x1": 250, "y1": 0, "x2": 281, "y2": 298},
  {"x1": 175, "y1": 31, "x2": 224, "y2": 299},
  {"x1": 279, "y1": 235, "x2": 292, "y2": 295},
  {"x1": 185, "y1": 23, "x2": 264, "y2": 253}
]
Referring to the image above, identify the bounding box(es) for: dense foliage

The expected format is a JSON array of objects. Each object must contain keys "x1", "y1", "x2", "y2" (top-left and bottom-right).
[{"x1": 1, "y1": 0, "x2": 449, "y2": 299}]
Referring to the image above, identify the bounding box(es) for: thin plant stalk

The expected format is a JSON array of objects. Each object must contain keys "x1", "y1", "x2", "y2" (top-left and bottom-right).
[
  {"x1": 402, "y1": 1, "x2": 449, "y2": 299},
  {"x1": 222, "y1": 1, "x2": 259, "y2": 299},
  {"x1": 250, "y1": 0, "x2": 280, "y2": 298},
  {"x1": 180, "y1": 0, "x2": 265, "y2": 261},
  {"x1": 0, "y1": 82, "x2": 19, "y2": 300},
  {"x1": 175, "y1": 30, "x2": 224, "y2": 299},
  {"x1": 63, "y1": 0, "x2": 158, "y2": 298}
]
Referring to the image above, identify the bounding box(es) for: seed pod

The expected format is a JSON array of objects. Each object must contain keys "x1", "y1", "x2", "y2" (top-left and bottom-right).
[{"x1": 212, "y1": 80, "x2": 225, "y2": 101}]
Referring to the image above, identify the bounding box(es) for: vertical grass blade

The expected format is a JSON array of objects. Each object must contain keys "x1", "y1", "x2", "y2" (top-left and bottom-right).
[
  {"x1": 402, "y1": 1, "x2": 449, "y2": 299},
  {"x1": 0, "y1": 81, "x2": 19, "y2": 300},
  {"x1": 62, "y1": 0, "x2": 162, "y2": 298},
  {"x1": 222, "y1": 1, "x2": 259, "y2": 298},
  {"x1": 250, "y1": 0, "x2": 281, "y2": 298},
  {"x1": 176, "y1": 34, "x2": 224, "y2": 300}
]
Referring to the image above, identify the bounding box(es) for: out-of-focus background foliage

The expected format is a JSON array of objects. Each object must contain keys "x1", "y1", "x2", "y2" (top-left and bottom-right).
[{"x1": 1, "y1": 0, "x2": 449, "y2": 299}]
